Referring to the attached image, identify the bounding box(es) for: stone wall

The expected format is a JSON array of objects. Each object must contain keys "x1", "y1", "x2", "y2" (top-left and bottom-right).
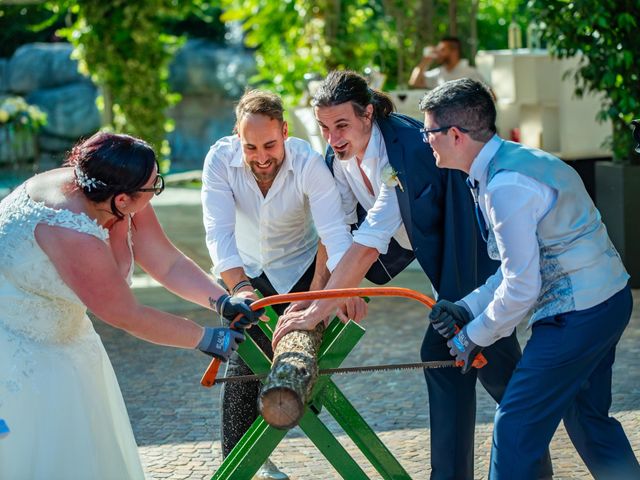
[
  {"x1": 168, "y1": 39, "x2": 255, "y2": 169},
  {"x1": 0, "y1": 40, "x2": 254, "y2": 170},
  {"x1": 1, "y1": 43, "x2": 101, "y2": 166}
]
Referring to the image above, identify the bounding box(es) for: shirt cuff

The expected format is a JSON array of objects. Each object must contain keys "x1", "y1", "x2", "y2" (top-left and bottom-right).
[
  {"x1": 455, "y1": 300, "x2": 474, "y2": 319},
  {"x1": 353, "y1": 231, "x2": 389, "y2": 255},
  {"x1": 465, "y1": 313, "x2": 503, "y2": 348},
  {"x1": 211, "y1": 254, "x2": 245, "y2": 276},
  {"x1": 461, "y1": 292, "x2": 488, "y2": 318}
]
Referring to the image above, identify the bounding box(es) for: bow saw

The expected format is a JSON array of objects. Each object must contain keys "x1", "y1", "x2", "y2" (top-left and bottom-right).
[{"x1": 201, "y1": 287, "x2": 487, "y2": 387}]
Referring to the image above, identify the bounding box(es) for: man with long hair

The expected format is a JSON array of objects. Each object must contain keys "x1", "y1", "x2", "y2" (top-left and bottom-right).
[{"x1": 274, "y1": 70, "x2": 552, "y2": 480}]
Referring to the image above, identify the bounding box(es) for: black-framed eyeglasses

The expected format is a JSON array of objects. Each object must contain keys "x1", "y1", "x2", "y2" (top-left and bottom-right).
[
  {"x1": 137, "y1": 174, "x2": 165, "y2": 196},
  {"x1": 420, "y1": 125, "x2": 469, "y2": 143}
]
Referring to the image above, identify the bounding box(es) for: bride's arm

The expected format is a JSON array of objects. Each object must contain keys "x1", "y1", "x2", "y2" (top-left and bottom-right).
[
  {"x1": 130, "y1": 204, "x2": 227, "y2": 310},
  {"x1": 34, "y1": 222, "x2": 209, "y2": 349}
]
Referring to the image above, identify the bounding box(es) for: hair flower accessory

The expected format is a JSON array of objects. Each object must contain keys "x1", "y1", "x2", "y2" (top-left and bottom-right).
[
  {"x1": 75, "y1": 165, "x2": 107, "y2": 192},
  {"x1": 381, "y1": 164, "x2": 404, "y2": 192}
]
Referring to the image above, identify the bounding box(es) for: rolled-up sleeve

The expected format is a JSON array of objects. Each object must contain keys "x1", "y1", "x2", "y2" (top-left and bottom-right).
[
  {"x1": 201, "y1": 144, "x2": 244, "y2": 275},
  {"x1": 352, "y1": 183, "x2": 402, "y2": 254},
  {"x1": 303, "y1": 154, "x2": 353, "y2": 272}
]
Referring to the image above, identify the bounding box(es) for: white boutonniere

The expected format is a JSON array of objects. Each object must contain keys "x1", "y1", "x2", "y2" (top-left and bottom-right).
[{"x1": 381, "y1": 164, "x2": 404, "y2": 192}]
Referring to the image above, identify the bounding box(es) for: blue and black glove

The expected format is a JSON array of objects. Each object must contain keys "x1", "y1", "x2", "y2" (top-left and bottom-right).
[
  {"x1": 428, "y1": 300, "x2": 472, "y2": 339},
  {"x1": 447, "y1": 326, "x2": 483, "y2": 375},
  {"x1": 197, "y1": 327, "x2": 245, "y2": 361},
  {"x1": 215, "y1": 294, "x2": 265, "y2": 329}
]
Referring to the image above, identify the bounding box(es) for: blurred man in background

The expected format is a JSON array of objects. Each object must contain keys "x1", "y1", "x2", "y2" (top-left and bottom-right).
[{"x1": 409, "y1": 36, "x2": 486, "y2": 89}]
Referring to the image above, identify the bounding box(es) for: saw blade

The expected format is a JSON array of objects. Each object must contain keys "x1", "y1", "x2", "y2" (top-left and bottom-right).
[{"x1": 212, "y1": 360, "x2": 458, "y2": 384}]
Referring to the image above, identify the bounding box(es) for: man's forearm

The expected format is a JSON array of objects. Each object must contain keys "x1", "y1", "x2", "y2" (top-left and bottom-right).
[
  {"x1": 408, "y1": 60, "x2": 432, "y2": 88},
  {"x1": 220, "y1": 267, "x2": 253, "y2": 294},
  {"x1": 309, "y1": 241, "x2": 330, "y2": 291},
  {"x1": 324, "y1": 242, "x2": 379, "y2": 289},
  {"x1": 153, "y1": 254, "x2": 229, "y2": 311}
]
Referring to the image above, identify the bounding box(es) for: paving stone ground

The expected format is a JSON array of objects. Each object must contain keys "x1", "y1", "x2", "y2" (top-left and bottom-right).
[{"x1": 97, "y1": 189, "x2": 640, "y2": 480}]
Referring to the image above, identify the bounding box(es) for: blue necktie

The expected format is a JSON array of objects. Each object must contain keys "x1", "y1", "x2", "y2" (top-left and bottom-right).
[{"x1": 466, "y1": 177, "x2": 489, "y2": 243}]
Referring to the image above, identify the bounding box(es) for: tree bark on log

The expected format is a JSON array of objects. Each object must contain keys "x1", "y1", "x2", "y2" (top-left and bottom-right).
[{"x1": 259, "y1": 323, "x2": 325, "y2": 430}]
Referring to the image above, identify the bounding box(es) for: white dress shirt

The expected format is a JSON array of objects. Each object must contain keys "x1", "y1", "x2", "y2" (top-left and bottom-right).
[
  {"x1": 424, "y1": 59, "x2": 487, "y2": 89},
  {"x1": 331, "y1": 122, "x2": 412, "y2": 254},
  {"x1": 202, "y1": 135, "x2": 352, "y2": 294},
  {"x1": 462, "y1": 135, "x2": 558, "y2": 347}
]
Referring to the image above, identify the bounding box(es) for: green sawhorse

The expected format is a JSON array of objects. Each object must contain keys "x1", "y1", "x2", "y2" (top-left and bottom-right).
[{"x1": 209, "y1": 301, "x2": 412, "y2": 480}]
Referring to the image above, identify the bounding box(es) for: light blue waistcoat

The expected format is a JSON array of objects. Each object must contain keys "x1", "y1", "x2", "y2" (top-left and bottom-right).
[{"x1": 485, "y1": 141, "x2": 629, "y2": 322}]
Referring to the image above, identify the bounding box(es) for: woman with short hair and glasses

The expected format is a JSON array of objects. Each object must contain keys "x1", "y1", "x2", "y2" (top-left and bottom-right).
[{"x1": 0, "y1": 131, "x2": 264, "y2": 479}]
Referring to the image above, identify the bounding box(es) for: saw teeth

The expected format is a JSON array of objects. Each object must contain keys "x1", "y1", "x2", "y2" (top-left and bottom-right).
[{"x1": 213, "y1": 361, "x2": 457, "y2": 384}]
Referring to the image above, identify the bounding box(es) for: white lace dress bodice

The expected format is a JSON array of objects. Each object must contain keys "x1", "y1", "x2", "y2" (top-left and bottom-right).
[
  {"x1": 0, "y1": 185, "x2": 109, "y2": 344},
  {"x1": 0, "y1": 184, "x2": 145, "y2": 479}
]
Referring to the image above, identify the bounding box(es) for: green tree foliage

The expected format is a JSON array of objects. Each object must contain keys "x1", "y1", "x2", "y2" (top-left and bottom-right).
[
  {"x1": 0, "y1": 4, "x2": 68, "y2": 58},
  {"x1": 528, "y1": 0, "x2": 640, "y2": 163},
  {"x1": 3, "y1": 2, "x2": 226, "y2": 162},
  {"x1": 47, "y1": 0, "x2": 192, "y2": 157},
  {"x1": 221, "y1": 0, "x2": 398, "y2": 104},
  {"x1": 477, "y1": 0, "x2": 528, "y2": 51},
  {"x1": 221, "y1": 0, "x2": 326, "y2": 103},
  {"x1": 161, "y1": 4, "x2": 226, "y2": 42},
  {"x1": 220, "y1": 0, "x2": 526, "y2": 105}
]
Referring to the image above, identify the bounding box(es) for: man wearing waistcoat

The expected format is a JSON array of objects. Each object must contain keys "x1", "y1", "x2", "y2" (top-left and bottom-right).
[
  {"x1": 422, "y1": 78, "x2": 640, "y2": 480},
  {"x1": 273, "y1": 70, "x2": 552, "y2": 480}
]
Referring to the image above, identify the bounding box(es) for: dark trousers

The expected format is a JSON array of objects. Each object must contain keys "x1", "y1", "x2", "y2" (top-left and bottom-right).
[
  {"x1": 490, "y1": 284, "x2": 640, "y2": 480},
  {"x1": 220, "y1": 264, "x2": 315, "y2": 458},
  {"x1": 421, "y1": 324, "x2": 554, "y2": 479}
]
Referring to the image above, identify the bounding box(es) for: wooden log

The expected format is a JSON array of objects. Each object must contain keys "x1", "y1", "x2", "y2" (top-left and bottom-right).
[{"x1": 258, "y1": 323, "x2": 325, "y2": 429}]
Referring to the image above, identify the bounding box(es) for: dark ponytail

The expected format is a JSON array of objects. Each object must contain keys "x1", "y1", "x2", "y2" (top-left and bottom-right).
[{"x1": 311, "y1": 70, "x2": 395, "y2": 120}]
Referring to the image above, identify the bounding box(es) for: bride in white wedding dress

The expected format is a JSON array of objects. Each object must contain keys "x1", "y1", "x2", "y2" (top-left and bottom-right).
[{"x1": 0, "y1": 132, "x2": 263, "y2": 479}]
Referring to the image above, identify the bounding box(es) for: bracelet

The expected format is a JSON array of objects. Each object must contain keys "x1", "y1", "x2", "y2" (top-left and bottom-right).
[{"x1": 231, "y1": 279, "x2": 253, "y2": 295}]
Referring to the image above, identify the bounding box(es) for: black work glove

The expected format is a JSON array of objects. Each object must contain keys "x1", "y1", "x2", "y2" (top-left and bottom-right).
[
  {"x1": 447, "y1": 326, "x2": 483, "y2": 375},
  {"x1": 215, "y1": 294, "x2": 265, "y2": 329},
  {"x1": 429, "y1": 300, "x2": 472, "y2": 339},
  {"x1": 197, "y1": 327, "x2": 245, "y2": 361}
]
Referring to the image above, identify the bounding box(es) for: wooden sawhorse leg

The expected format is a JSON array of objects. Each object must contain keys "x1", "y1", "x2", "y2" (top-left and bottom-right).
[{"x1": 210, "y1": 303, "x2": 412, "y2": 479}]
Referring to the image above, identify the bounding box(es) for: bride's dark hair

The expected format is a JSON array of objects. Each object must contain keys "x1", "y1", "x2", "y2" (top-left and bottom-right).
[{"x1": 64, "y1": 132, "x2": 157, "y2": 219}]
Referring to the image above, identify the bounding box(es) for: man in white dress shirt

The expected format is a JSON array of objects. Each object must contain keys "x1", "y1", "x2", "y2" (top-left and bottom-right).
[
  {"x1": 408, "y1": 36, "x2": 486, "y2": 90},
  {"x1": 421, "y1": 78, "x2": 639, "y2": 479},
  {"x1": 201, "y1": 90, "x2": 358, "y2": 479}
]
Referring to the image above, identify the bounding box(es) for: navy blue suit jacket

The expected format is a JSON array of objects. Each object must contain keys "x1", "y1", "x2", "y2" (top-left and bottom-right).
[
  {"x1": 327, "y1": 113, "x2": 497, "y2": 301},
  {"x1": 379, "y1": 113, "x2": 498, "y2": 300}
]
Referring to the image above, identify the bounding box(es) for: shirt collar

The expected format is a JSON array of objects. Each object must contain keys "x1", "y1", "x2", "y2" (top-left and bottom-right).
[
  {"x1": 468, "y1": 134, "x2": 502, "y2": 185},
  {"x1": 454, "y1": 59, "x2": 470, "y2": 70},
  {"x1": 230, "y1": 136, "x2": 244, "y2": 167},
  {"x1": 282, "y1": 139, "x2": 295, "y2": 172},
  {"x1": 363, "y1": 122, "x2": 383, "y2": 165}
]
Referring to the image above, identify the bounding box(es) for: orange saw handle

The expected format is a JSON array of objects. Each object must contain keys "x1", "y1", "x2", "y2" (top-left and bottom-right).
[
  {"x1": 199, "y1": 313, "x2": 249, "y2": 387},
  {"x1": 454, "y1": 325, "x2": 487, "y2": 369},
  {"x1": 200, "y1": 287, "x2": 486, "y2": 387},
  {"x1": 201, "y1": 358, "x2": 222, "y2": 388}
]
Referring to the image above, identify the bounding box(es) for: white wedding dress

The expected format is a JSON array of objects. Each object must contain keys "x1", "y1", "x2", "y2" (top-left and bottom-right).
[{"x1": 0, "y1": 184, "x2": 145, "y2": 479}]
